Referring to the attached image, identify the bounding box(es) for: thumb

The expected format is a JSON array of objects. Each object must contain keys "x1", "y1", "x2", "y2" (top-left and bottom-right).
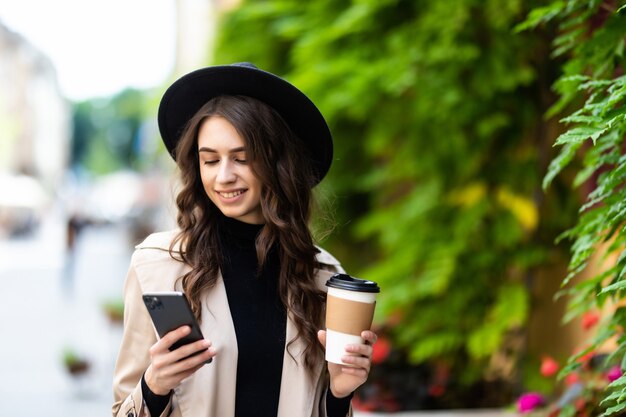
[{"x1": 317, "y1": 330, "x2": 326, "y2": 348}]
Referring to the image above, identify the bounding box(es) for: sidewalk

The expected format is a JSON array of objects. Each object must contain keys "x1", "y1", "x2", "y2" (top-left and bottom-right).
[{"x1": 0, "y1": 212, "x2": 132, "y2": 416}]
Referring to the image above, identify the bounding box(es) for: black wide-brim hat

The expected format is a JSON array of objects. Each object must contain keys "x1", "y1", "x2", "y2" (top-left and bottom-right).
[{"x1": 158, "y1": 62, "x2": 333, "y2": 185}]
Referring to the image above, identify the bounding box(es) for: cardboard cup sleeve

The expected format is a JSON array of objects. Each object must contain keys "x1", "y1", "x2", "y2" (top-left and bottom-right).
[{"x1": 326, "y1": 295, "x2": 376, "y2": 336}]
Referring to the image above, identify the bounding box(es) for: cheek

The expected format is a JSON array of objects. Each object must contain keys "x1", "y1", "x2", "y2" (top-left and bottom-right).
[
  {"x1": 246, "y1": 168, "x2": 262, "y2": 189},
  {"x1": 198, "y1": 165, "x2": 210, "y2": 184},
  {"x1": 252, "y1": 186, "x2": 264, "y2": 207},
  {"x1": 248, "y1": 176, "x2": 263, "y2": 197},
  {"x1": 198, "y1": 169, "x2": 212, "y2": 195}
]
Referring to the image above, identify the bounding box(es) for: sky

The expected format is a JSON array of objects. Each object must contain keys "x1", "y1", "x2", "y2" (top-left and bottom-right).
[{"x1": 0, "y1": 0, "x2": 177, "y2": 101}]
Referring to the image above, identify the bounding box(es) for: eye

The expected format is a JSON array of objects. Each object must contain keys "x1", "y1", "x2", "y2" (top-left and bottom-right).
[
  {"x1": 234, "y1": 158, "x2": 248, "y2": 164},
  {"x1": 203, "y1": 160, "x2": 219, "y2": 166}
]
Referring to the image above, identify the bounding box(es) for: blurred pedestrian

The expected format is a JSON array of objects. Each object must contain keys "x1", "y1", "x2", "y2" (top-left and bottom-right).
[{"x1": 112, "y1": 63, "x2": 377, "y2": 417}]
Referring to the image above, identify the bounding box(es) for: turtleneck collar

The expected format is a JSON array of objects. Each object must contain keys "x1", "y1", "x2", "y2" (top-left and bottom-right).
[{"x1": 219, "y1": 214, "x2": 264, "y2": 247}]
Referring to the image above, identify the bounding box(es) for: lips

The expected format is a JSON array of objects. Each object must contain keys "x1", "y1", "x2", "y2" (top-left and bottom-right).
[{"x1": 217, "y1": 189, "x2": 246, "y2": 198}]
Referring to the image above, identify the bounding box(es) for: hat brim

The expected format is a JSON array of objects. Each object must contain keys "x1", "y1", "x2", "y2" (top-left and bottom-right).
[{"x1": 158, "y1": 64, "x2": 333, "y2": 185}]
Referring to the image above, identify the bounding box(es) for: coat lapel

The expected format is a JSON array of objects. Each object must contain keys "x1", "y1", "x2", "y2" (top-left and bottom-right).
[
  {"x1": 276, "y1": 267, "x2": 339, "y2": 417},
  {"x1": 174, "y1": 272, "x2": 239, "y2": 417}
]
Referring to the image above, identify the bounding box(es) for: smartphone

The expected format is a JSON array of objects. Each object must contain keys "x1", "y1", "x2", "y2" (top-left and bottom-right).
[{"x1": 142, "y1": 291, "x2": 212, "y2": 363}]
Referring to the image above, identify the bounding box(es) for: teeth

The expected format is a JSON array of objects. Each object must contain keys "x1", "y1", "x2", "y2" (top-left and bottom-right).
[{"x1": 220, "y1": 190, "x2": 244, "y2": 198}]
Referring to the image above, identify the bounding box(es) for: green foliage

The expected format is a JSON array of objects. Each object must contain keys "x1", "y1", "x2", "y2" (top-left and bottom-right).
[
  {"x1": 214, "y1": 0, "x2": 579, "y2": 389},
  {"x1": 102, "y1": 298, "x2": 124, "y2": 322},
  {"x1": 62, "y1": 347, "x2": 83, "y2": 367},
  {"x1": 523, "y1": 0, "x2": 626, "y2": 414},
  {"x1": 71, "y1": 89, "x2": 150, "y2": 175}
]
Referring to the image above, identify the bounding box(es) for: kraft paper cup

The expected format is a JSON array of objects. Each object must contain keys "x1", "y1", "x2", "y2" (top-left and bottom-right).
[{"x1": 325, "y1": 273, "x2": 380, "y2": 366}]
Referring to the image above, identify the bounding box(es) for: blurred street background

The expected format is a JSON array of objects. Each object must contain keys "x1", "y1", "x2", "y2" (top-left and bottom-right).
[
  {"x1": 0, "y1": 210, "x2": 131, "y2": 415},
  {"x1": 2, "y1": 0, "x2": 626, "y2": 416}
]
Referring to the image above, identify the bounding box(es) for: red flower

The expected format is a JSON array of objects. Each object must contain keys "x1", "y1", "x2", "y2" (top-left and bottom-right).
[
  {"x1": 428, "y1": 384, "x2": 445, "y2": 397},
  {"x1": 573, "y1": 346, "x2": 594, "y2": 367},
  {"x1": 565, "y1": 372, "x2": 580, "y2": 386},
  {"x1": 575, "y1": 397, "x2": 587, "y2": 412},
  {"x1": 581, "y1": 311, "x2": 600, "y2": 330},
  {"x1": 352, "y1": 395, "x2": 377, "y2": 411},
  {"x1": 371, "y1": 336, "x2": 392, "y2": 364},
  {"x1": 540, "y1": 356, "x2": 559, "y2": 377}
]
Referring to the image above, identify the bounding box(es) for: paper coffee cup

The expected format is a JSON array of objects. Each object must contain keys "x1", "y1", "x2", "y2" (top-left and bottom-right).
[{"x1": 325, "y1": 273, "x2": 380, "y2": 365}]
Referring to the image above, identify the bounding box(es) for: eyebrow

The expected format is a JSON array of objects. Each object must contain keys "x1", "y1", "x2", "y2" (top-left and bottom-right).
[{"x1": 198, "y1": 146, "x2": 246, "y2": 153}]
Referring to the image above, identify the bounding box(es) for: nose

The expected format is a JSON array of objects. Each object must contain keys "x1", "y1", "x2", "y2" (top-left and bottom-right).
[{"x1": 216, "y1": 160, "x2": 237, "y2": 184}]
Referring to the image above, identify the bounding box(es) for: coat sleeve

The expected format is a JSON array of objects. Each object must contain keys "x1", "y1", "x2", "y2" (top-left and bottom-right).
[
  {"x1": 315, "y1": 256, "x2": 353, "y2": 417},
  {"x1": 112, "y1": 256, "x2": 173, "y2": 417},
  {"x1": 316, "y1": 366, "x2": 353, "y2": 417}
]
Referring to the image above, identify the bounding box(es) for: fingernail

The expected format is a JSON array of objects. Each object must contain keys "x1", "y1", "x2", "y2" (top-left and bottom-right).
[{"x1": 208, "y1": 347, "x2": 217, "y2": 355}]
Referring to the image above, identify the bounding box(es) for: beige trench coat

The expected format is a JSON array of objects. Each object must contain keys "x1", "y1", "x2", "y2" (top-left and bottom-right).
[{"x1": 112, "y1": 230, "x2": 352, "y2": 417}]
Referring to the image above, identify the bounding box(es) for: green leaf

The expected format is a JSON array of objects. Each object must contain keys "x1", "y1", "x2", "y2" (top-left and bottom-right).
[
  {"x1": 603, "y1": 401, "x2": 626, "y2": 416},
  {"x1": 514, "y1": 1, "x2": 565, "y2": 32},
  {"x1": 559, "y1": 404, "x2": 577, "y2": 417},
  {"x1": 543, "y1": 142, "x2": 582, "y2": 189},
  {"x1": 409, "y1": 332, "x2": 465, "y2": 363},
  {"x1": 555, "y1": 126, "x2": 608, "y2": 146},
  {"x1": 600, "y1": 280, "x2": 626, "y2": 295}
]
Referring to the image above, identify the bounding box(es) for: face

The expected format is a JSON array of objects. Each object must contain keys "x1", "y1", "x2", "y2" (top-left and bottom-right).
[{"x1": 197, "y1": 116, "x2": 264, "y2": 224}]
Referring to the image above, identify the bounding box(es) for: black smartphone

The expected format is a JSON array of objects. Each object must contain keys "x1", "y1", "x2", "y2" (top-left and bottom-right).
[{"x1": 142, "y1": 291, "x2": 212, "y2": 363}]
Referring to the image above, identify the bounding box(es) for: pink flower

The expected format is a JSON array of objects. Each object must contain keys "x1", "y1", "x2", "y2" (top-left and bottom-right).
[
  {"x1": 517, "y1": 392, "x2": 545, "y2": 413},
  {"x1": 582, "y1": 311, "x2": 600, "y2": 330},
  {"x1": 540, "y1": 356, "x2": 559, "y2": 377},
  {"x1": 607, "y1": 365, "x2": 622, "y2": 382}
]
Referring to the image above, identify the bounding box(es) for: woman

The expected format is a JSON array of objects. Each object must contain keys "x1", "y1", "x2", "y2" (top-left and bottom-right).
[{"x1": 112, "y1": 63, "x2": 377, "y2": 417}]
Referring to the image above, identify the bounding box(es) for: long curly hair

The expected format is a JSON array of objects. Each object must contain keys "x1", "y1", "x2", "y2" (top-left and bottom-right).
[{"x1": 170, "y1": 95, "x2": 325, "y2": 373}]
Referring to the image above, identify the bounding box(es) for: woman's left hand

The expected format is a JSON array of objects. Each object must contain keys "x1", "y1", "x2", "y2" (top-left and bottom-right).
[{"x1": 317, "y1": 329, "x2": 378, "y2": 398}]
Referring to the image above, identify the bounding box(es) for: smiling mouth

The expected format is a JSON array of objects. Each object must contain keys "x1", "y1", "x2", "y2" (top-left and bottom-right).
[{"x1": 217, "y1": 190, "x2": 246, "y2": 198}]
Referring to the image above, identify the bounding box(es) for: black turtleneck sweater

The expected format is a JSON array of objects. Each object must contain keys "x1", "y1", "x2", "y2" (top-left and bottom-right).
[
  {"x1": 220, "y1": 216, "x2": 286, "y2": 415},
  {"x1": 142, "y1": 216, "x2": 352, "y2": 416}
]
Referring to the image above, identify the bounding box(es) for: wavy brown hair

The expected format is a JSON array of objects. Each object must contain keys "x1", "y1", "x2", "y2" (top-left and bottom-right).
[{"x1": 170, "y1": 95, "x2": 325, "y2": 373}]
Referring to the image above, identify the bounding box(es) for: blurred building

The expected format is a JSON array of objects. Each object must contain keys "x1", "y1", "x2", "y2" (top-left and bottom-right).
[
  {"x1": 0, "y1": 21, "x2": 70, "y2": 236},
  {"x1": 0, "y1": 20, "x2": 70, "y2": 189}
]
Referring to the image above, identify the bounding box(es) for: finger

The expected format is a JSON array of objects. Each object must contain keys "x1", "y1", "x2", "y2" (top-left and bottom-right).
[
  {"x1": 164, "y1": 345, "x2": 215, "y2": 376},
  {"x1": 340, "y1": 366, "x2": 368, "y2": 378},
  {"x1": 149, "y1": 329, "x2": 189, "y2": 357},
  {"x1": 159, "y1": 326, "x2": 192, "y2": 350},
  {"x1": 361, "y1": 330, "x2": 378, "y2": 345},
  {"x1": 317, "y1": 330, "x2": 326, "y2": 348},
  {"x1": 173, "y1": 363, "x2": 205, "y2": 380},
  {"x1": 170, "y1": 339, "x2": 212, "y2": 362},
  {"x1": 161, "y1": 362, "x2": 205, "y2": 389},
  {"x1": 173, "y1": 348, "x2": 215, "y2": 373},
  {"x1": 345, "y1": 343, "x2": 373, "y2": 358},
  {"x1": 341, "y1": 354, "x2": 371, "y2": 372}
]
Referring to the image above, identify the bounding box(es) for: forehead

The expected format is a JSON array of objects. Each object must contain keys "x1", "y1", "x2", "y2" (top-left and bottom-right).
[{"x1": 197, "y1": 116, "x2": 245, "y2": 150}]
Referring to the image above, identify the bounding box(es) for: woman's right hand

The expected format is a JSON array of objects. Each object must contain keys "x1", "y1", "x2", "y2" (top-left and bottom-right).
[{"x1": 144, "y1": 325, "x2": 216, "y2": 395}]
